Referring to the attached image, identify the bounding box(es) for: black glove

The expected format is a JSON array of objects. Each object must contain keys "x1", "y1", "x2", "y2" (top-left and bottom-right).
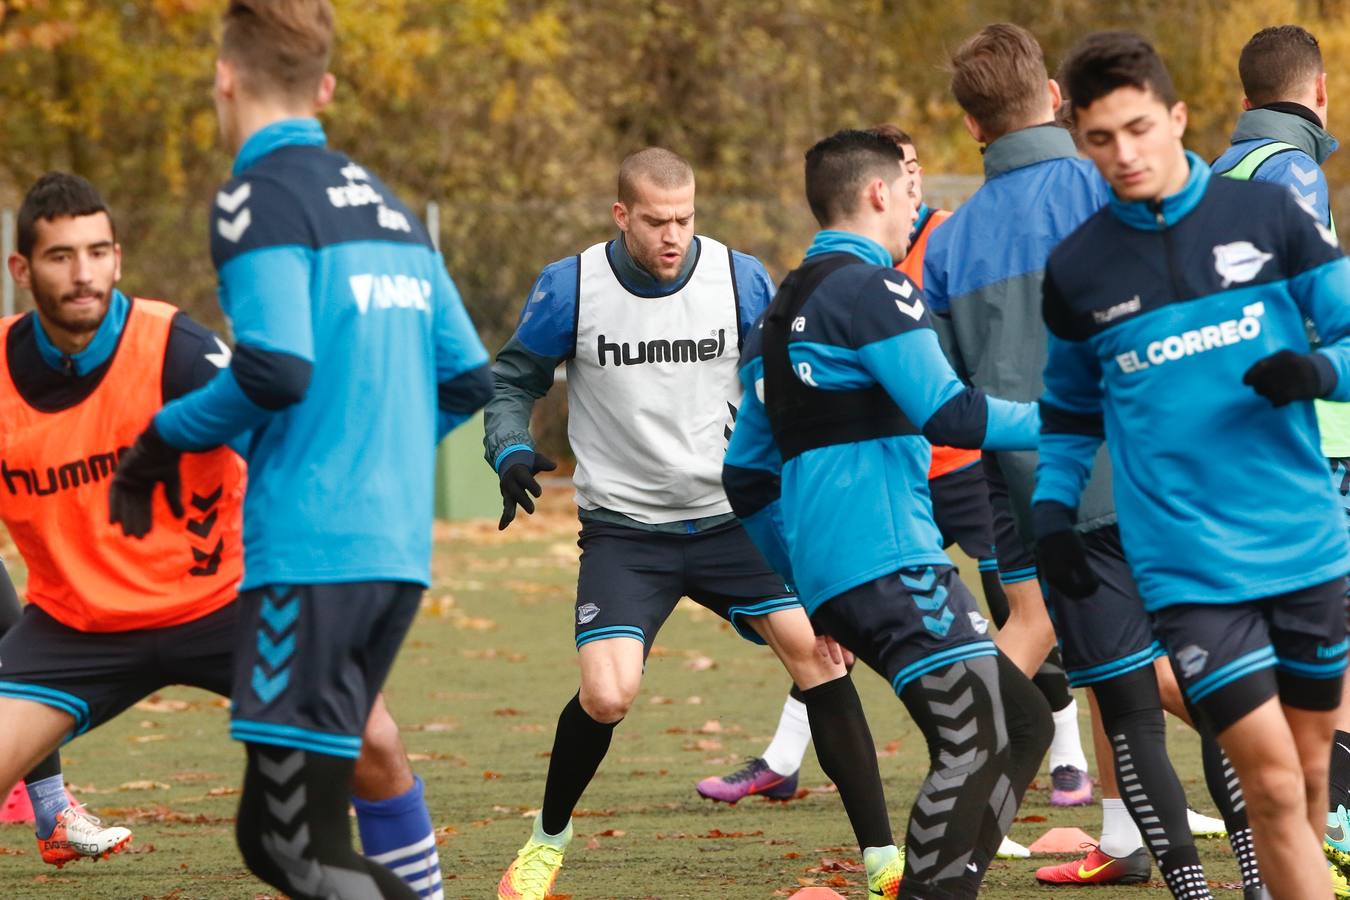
[
  {"x1": 109, "y1": 423, "x2": 184, "y2": 539},
  {"x1": 497, "y1": 449, "x2": 557, "y2": 530},
  {"x1": 1032, "y1": 501, "x2": 1099, "y2": 600},
  {"x1": 1242, "y1": 349, "x2": 1336, "y2": 407}
]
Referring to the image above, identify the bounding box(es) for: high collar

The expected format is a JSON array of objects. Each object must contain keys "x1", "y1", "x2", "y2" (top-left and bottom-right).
[
  {"x1": 910, "y1": 203, "x2": 933, "y2": 243},
  {"x1": 982, "y1": 123, "x2": 1077, "y2": 179},
  {"x1": 1108, "y1": 151, "x2": 1210, "y2": 231},
  {"x1": 1231, "y1": 105, "x2": 1338, "y2": 165},
  {"x1": 34, "y1": 288, "x2": 130, "y2": 376},
  {"x1": 804, "y1": 229, "x2": 892, "y2": 267},
  {"x1": 606, "y1": 233, "x2": 700, "y2": 297},
  {"x1": 233, "y1": 117, "x2": 327, "y2": 176}
]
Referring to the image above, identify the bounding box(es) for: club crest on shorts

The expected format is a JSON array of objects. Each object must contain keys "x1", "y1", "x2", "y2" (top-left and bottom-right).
[
  {"x1": 577, "y1": 603, "x2": 601, "y2": 625},
  {"x1": 1212, "y1": 241, "x2": 1272, "y2": 288},
  {"x1": 1175, "y1": 644, "x2": 1209, "y2": 678}
]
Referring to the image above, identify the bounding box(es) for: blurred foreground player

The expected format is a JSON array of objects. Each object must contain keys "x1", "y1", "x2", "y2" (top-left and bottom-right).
[{"x1": 108, "y1": 2, "x2": 492, "y2": 897}]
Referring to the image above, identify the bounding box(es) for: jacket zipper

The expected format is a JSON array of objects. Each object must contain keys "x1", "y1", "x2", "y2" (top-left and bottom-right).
[{"x1": 1149, "y1": 200, "x2": 1183, "y2": 299}]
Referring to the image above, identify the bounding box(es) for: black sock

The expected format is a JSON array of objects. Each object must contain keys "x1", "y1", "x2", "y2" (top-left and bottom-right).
[
  {"x1": 1159, "y1": 845, "x2": 1213, "y2": 899},
  {"x1": 540, "y1": 693, "x2": 618, "y2": 835},
  {"x1": 1331, "y1": 730, "x2": 1350, "y2": 815},
  {"x1": 236, "y1": 743, "x2": 416, "y2": 899},
  {"x1": 900, "y1": 653, "x2": 1047, "y2": 900},
  {"x1": 980, "y1": 566, "x2": 1009, "y2": 628},
  {"x1": 1092, "y1": 667, "x2": 1203, "y2": 896},
  {"x1": 1032, "y1": 649, "x2": 1073, "y2": 713},
  {"x1": 24, "y1": 750, "x2": 61, "y2": 785},
  {"x1": 799, "y1": 675, "x2": 892, "y2": 850},
  {"x1": 1201, "y1": 731, "x2": 1260, "y2": 890}
]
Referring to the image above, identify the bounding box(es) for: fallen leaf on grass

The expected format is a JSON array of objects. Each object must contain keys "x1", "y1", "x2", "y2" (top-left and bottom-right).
[
  {"x1": 169, "y1": 772, "x2": 219, "y2": 783},
  {"x1": 130, "y1": 734, "x2": 168, "y2": 744},
  {"x1": 134, "y1": 695, "x2": 192, "y2": 713},
  {"x1": 683, "y1": 656, "x2": 716, "y2": 671},
  {"x1": 207, "y1": 787, "x2": 240, "y2": 796},
  {"x1": 510, "y1": 723, "x2": 545, "y2": 733},
  {"x1": 483, "y1": 771, "x2": 502, "y2": 780},
  {"x1": 594, "y1": 829, "x2": 625, "y2": 837},
  {"x1": 1015, "y1": 814, "x2": 1047, "y2": 823},
  {"x1": 876, "y1": 739, "x2": 901, "y2": 758},
  {"x1": 0, "y1": 846, "x2": 26, "y2": 855},
  {"x1": 685, "y1": 696, "x2": 703, "y2": 704},
  {"x1": 700, "y1": 828, "x2": 764, "y2": 839},
  {"x1": 118, "y1": 781, "x2": 170, "y2": 791},
  {"x1": 783, "y1": 852, "x2": 800, "y2": 859},
  {"x1": 493, "y1": 708, "x2": 523, "y2": 716},
  {"x1": 808, "y1": 857, "x2": 863, "y2": 873},
  {"x1": 648, "y1": 695, "x2": 674, "y2": 705},
  {"x1": 410, "y1": 721, "x2": 456, "y2": 733},
  {"x1": 697, "y1": 720, "x2": 723, "y2": 734},
  {"x1": 685, "y1": 739, "x2": 722, "y2": 752},
  {"x1": 453, "y1": 615, "x2": 497, "y2": 632}
]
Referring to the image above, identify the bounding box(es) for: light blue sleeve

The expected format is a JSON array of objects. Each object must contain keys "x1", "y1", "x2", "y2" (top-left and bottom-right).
[
  {"x1": 855, "y1": 329, "x2": 1040, "y2": 449},
  {"x1": 155, "y1": 246, "x2": 315, "y2": 451},
  {"x1": 514, "y1": 258, "x2": 579, "y2": 358},
  {"x1": 1281, "y1": 193, "x2": 1350, "y2": 401},
  {"x1": 732, "y1": 252, "x2": 776, "y2": 335},
  {"x1": 1033, "y1": 331, "x2": 1105, "y2": 509},
  {"x1": 723, "y1": 358, "x2": 795, "y2": 587},
  {"x1": 1263, "y1": 152, "x2": 1333, "y2": 228},
  {"x1": 432, "y1": 265, "x2": 492, "y2": 438}
]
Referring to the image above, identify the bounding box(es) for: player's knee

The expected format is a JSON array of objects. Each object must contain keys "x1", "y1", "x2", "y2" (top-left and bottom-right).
[
  {"x1": 359, "y1": 703, "x2": 404, "y2": 761},
  {"x1": 580, "y1": 682, "x2": 636, "y2": 723},
  {"x1": 1239, "y1": 759, "x2": 1305, "y2": 821}
]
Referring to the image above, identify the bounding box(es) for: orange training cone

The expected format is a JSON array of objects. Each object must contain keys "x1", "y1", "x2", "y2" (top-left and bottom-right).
[{"x1": 1028, "y1": 826, "x2": 1097, "y2": 854}]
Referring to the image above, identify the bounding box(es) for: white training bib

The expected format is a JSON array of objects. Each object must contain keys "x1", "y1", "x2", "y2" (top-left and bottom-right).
[{"x1": 567, "y1": 236, "x2": 742, "y2": 524}]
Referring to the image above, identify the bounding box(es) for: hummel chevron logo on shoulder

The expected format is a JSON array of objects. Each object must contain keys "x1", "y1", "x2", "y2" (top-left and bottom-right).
[
  {"x1": 1290, "y1": 162, "x2": 1318, "y2": 187},
  {"x1": 216, "y1": 183, "x2": 251, "y2": 213},
  {"x1": 217, "y1": 208, "x2": 252, "y2": 243},
  {"x1": 885, "y1": 278, "x2": 924, "y2": 320},
  {"x1": 205, "y1": 336, "x2": 232, "y2": 368}
]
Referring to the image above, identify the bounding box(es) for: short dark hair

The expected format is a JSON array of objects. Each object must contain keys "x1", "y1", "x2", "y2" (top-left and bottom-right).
[
  {"x1": 803, "y1": 129, "x2": 904, "y2": 226},
  {"x1": 617, "y1": 147, "x2": 695, "y2": 205},
  {"x1": 1060, "y1": 31, "x2": 1178, "y2": 116},
  {"x1": 1239, "y1": 25, "x2": 1323, "y2": 107},
  {"x1": 221, "y1": 0, "x2": 335, "y2": 101},
  {"x1": 950, "y1": 23, "x2": 1048, "y2": 138},
  {"x1": 869, "y1": 123, "x2": 914, "y2": 151},
  {"x1": 17, "y1": 173, "x2": 114, "y2": 258}
]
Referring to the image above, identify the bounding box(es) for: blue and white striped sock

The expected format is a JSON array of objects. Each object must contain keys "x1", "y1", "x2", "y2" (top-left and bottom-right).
[
  {"x1": 353, "y1": 775, "x2": 443, "y2": 900},
  {"x1": 26, "y1": 773, "x2": 67, "y2": 839}
]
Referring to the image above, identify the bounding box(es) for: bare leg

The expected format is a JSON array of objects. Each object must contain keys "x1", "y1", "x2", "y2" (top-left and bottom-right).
[{"x1": 993, "y1": 579, "x2": 1057, "y2": 676}]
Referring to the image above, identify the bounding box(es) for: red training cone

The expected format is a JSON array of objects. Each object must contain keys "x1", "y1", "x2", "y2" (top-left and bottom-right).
[{"x1": 0, "y1": 781, "x2": 33, "y2": 824}]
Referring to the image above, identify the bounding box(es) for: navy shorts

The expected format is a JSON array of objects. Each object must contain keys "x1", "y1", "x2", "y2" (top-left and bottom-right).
[
  {"x1": 230, "y1": 581, "x2": 421, "y2": 759},
  {"x1": 1151, "y1": 576, "x2": 1348, "y2": 734},
  {"x1": 810, "y1": 565, "x2": 998, "y2": 697},
  {"x1": 0, "y1": 602, "x2": 235, "y2": 739},
  {"x1": 1044, "y1": 525, "x2": 1164, "y2": 689},
  {"x1": 929, "y1": 461, "x2": 996, "y2": 561},
  {"x1": 573, "y1": 518, "x2": 797, "y2": 651},
  {"x1": 982, "y1": 454, "x2": 1038, "y2": 586}
]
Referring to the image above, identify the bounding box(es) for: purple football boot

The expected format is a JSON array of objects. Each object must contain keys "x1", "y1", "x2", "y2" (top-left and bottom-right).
[
  {"x1": 1050, "y1": 764, "x2": 1094, "y2": 807},
  {"x1": 696, "y1": 757, "x2": 799, "y2": 804}
]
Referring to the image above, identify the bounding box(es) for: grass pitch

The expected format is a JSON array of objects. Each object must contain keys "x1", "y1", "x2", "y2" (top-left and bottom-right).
[{"x1": 0, "y1": 496, "x2": 1247, "y2": 898}]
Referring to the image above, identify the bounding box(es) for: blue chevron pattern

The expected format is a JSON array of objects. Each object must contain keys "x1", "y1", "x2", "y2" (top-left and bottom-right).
[
  {"x1": 901, "y1": 566, "x2": 956, "y2": 638},
  {"x1": 252, "y1": 587, "x2": 299, "y2": 706}
]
